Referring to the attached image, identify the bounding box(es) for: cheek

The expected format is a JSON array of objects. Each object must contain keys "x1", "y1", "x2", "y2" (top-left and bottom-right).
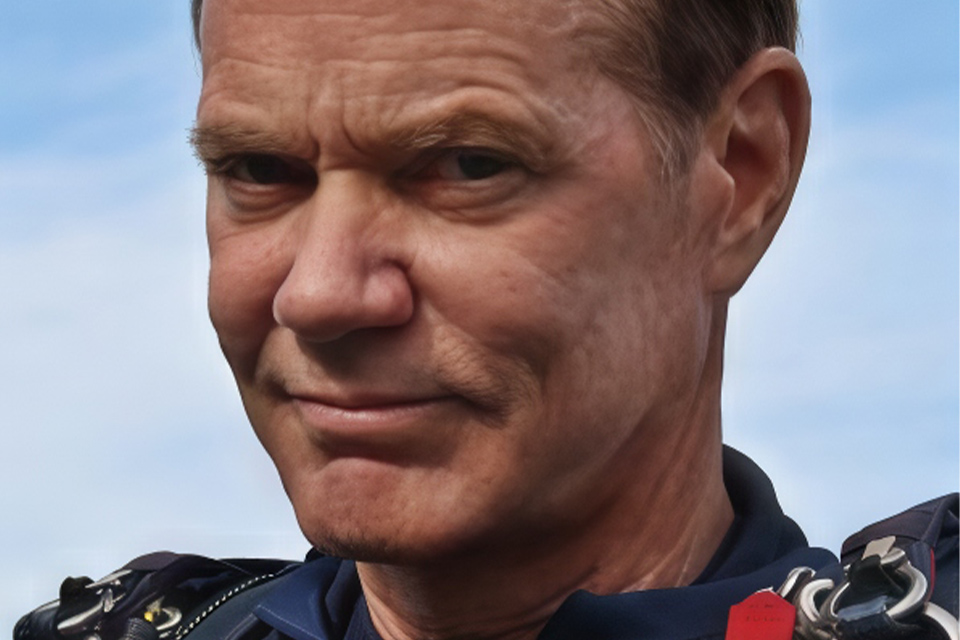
[
  {"x1": 207, "y1": 217, "x2": 292, "y2": 377},
  {"x1": 417, "y1": 229, "x2": 577, "y2": 385}
]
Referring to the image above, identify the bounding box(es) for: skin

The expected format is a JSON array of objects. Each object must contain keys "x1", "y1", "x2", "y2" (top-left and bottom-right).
[{"x1": 195, "y1": 0, "x2": 809, "y2": 637}]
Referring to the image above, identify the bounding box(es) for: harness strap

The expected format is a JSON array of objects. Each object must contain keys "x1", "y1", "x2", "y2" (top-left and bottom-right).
[
  {"x1": 14, "y1": 553, "x2": 299, "y2": 640},
  {"x1": 786, "y1": 493, "x2": 959, "y2": 640}
]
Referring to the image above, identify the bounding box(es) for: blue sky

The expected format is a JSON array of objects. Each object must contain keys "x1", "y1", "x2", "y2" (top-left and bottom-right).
[{"x1": 1, "y1": 1, "x2": 957, "y2": 633}]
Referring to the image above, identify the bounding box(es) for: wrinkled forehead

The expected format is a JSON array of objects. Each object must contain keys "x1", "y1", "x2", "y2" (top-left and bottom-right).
[
  {"x1": 194, "y1": 0, "x2": 635, "y2": 164},
  {"x1": 199, "y1": 0, "x2": 598, "y2": 72}
]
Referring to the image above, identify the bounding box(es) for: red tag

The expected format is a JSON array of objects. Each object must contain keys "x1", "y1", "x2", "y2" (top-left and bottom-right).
[{"x1": 725, "y1": 590, "x2": 796, "y2": 640}]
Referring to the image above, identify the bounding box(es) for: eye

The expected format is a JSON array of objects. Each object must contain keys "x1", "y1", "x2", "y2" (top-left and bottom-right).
[
  {"x1": 205, "y1": 153, "x2": 317, "y2": 215},
  {"x1": 219, "y1": 153, "x2": 315, "y2": 186},
  {"x1": 431, "y1": 149, "x2": 514, "y2": 181},
  {"x1": 398, "y1": 147, "x2": 529, "y2": 213}
]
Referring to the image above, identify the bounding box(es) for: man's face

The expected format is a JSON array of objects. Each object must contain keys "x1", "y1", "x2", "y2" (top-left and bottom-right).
[{"x1": 198, "y1": 0, "x2": 716, "y2": 561}]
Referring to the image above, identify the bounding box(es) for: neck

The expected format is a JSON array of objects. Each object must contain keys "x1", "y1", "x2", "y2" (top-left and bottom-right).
[{"x1": 359, "y1": 320, "x2": 733, "y2": 640}]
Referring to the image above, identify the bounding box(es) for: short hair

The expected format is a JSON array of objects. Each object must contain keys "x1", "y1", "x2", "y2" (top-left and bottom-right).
[
  {"x1": 586, "y1": 0, "x2": 798, "y2": 172},
  {"x1": 190, "y1": 0, "x2": 797, "y2": 174}
]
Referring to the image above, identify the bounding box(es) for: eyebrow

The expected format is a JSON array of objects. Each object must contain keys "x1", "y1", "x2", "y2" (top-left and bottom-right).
[
  {"x1": 189, "y1": 112, "x2": 556, "y2": 172},
  {"x1": 386, "y1": 112, "x2": 555, "y2": 173},
  {"x1": 189, "y1": 124, "x2": 308, "y2": 166}
]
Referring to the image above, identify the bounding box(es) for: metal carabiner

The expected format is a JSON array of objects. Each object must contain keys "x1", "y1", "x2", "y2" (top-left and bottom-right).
[
  {"x1": 787, "y1": 538, "x2": 960, "y2": 640},
  {"x1": 820, "y1": 545, "x2": 927, "y2": 624},
  {"x1": 922, "y1": 602, "x2": 960, "y2": 640},
  {"x1": 793, "y1": 578, "x2": 837, "y2": 640}
]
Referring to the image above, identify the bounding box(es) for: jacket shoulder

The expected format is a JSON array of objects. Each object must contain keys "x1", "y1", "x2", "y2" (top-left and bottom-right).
[{"x1": 14, "y1": 552, "x2": 299, "y2": 640}]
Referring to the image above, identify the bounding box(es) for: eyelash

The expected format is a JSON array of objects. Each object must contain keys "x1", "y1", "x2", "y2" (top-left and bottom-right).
[
  {"x1": 410, "y1": 148, "x2": 519, "y2": 182},
  {"x1": 206, "y1": 154, "x2": 317, "y2": 186},
  {"x1": 206, "y1": 148, "x2": 519, "y2": 180},
  {"x1": 204, "y1": 147, "x2": 528, "y2": 215}
]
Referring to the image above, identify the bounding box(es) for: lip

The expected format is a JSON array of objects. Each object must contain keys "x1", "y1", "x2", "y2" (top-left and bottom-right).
[{"x1": 288, "y1": 391, "x2": 456, "y2": 447}]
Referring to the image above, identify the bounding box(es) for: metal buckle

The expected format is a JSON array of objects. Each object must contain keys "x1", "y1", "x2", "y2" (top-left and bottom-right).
[
  {"x1": 56, "y1": 570, "x2": 134, "y2": 636},
  {"x1": 821, "y1": 543, "x2": 927, "y2": 624},
  {"x1": 144, "y1": 597, "x2": 182, "y2": 633},
  {"x1": 787, "y1": 537, "x2": 960, "y2": 640}
]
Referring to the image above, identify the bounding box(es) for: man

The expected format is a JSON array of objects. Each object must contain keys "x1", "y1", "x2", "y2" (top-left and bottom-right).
[
  {"x1": 193, "y1": 0, "x2": 818, "y2": 636},
  {"x1": 14, "y1": 1, "x2": 956, "y2": 639}
]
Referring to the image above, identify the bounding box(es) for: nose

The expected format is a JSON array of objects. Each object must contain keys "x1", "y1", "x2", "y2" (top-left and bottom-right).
[{"x1": 272, "y1": 174, "x2": 415, "y2": 342}]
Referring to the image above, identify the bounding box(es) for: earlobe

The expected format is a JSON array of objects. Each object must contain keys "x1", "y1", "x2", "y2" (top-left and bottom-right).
[{"x1": 703, "y1": 47, "x2": 811, "y2": 296}]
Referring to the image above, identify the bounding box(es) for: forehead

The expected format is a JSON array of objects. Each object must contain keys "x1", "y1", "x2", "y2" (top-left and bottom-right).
[
  {"x1": 196, "y1": 0, "x2": 613, "y2": 143},
  {"x1": 199, "y1": 0, "x2": 598, "y2": 82},
  {"x1": 201, "y1": 0, "x2": 591, "y2": 47}
]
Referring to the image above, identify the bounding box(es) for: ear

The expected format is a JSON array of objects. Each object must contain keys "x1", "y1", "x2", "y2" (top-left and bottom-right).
[{"x1": 700, "y1": 48, "x2": 811, "y2": 296}]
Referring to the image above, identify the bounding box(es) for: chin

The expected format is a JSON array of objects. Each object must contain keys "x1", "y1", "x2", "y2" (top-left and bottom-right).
[
  {"x1": 296, "y1": 509, "x2": 499, "y2": 566},
  {"x1": 305, "y1": 526, "x2": 450, "y2": 565},
  {"x1": 284, "y1": 463, "x2": 510, "y2": 565},
  {"x1": 305, "y1": 526, "x2": 413, "y2": 564}
]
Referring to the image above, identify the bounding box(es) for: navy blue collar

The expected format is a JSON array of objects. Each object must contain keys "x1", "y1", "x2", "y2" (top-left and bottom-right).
[{"x1": 254, "y1": 448, "x2": 836, "y2": 640}]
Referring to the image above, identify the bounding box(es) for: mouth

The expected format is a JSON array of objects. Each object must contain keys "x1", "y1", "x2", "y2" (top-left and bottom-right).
[{"x1": 286, "y1": 389, "x2": 459, "y2": 450}]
